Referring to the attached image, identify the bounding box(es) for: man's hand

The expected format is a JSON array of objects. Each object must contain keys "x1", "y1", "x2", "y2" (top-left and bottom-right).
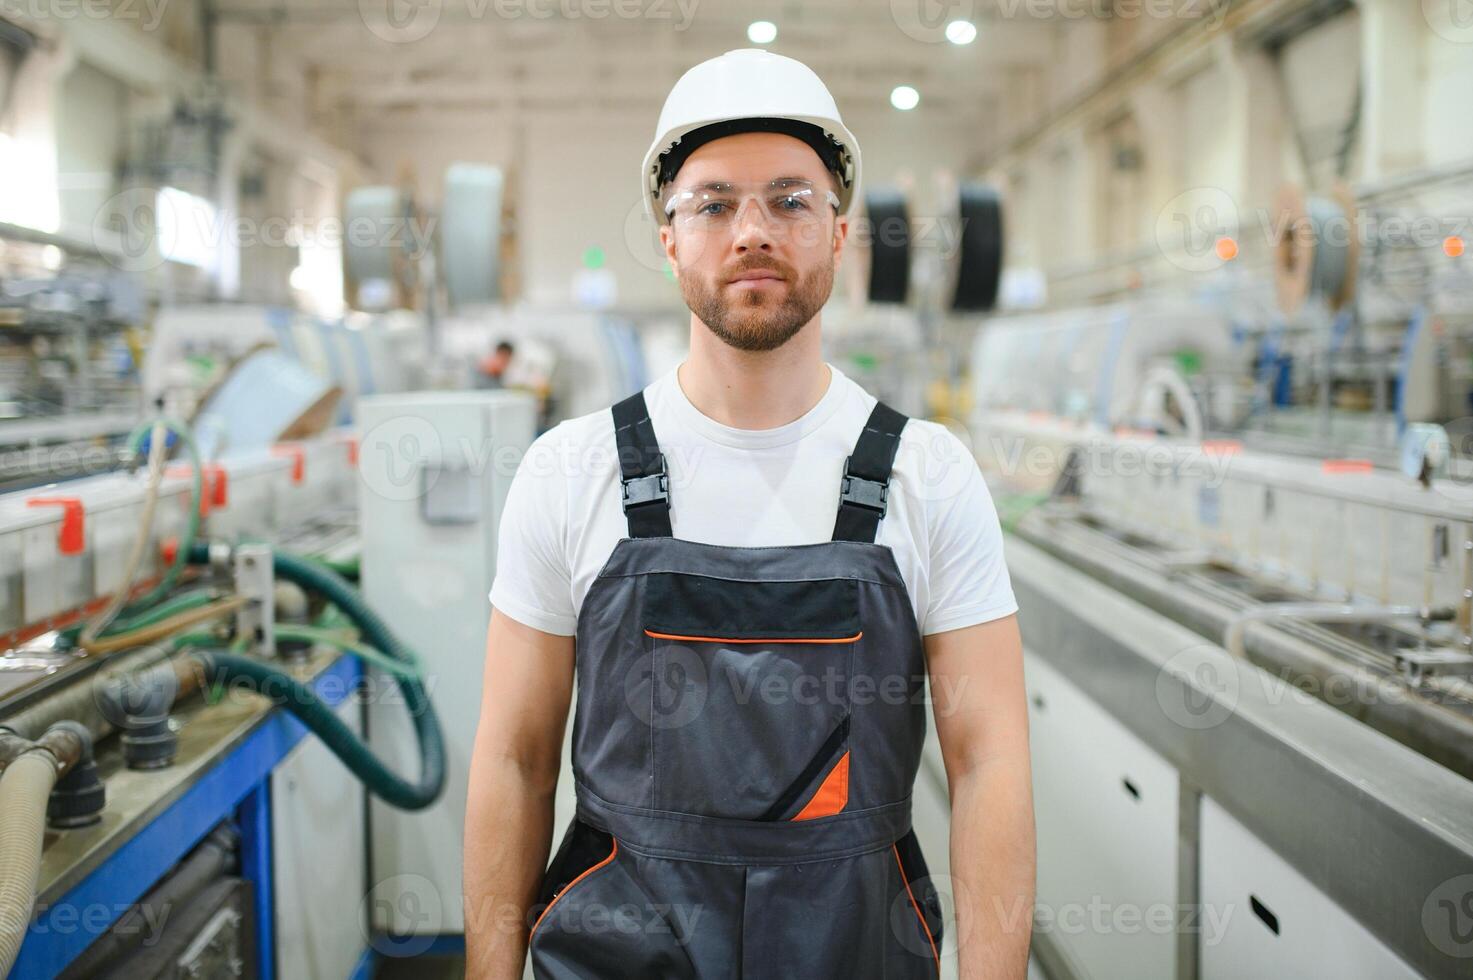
[
  {"x1": 463, "y1": 609, "x2": 575, "y2": 979},
  {"x1": 927, "y1": 614, "x2": 1036, "y2": 979}
]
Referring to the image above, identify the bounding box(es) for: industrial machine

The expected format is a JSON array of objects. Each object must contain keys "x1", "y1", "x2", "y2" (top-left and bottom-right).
[
  {"x1": 0, "y1": 244, "x2": 490, "y2": 976},
  {"x1": 967, "y1": 195, "x2": 1473, "y2": 978}
]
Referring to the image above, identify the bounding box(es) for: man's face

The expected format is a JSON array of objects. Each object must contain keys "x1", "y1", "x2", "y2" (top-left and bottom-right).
[{"x1": 659, "y1": 132, "x2": 848, "y2": 352}]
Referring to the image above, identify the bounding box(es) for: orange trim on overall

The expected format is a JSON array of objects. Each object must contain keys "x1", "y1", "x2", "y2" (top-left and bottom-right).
[
  {"x1": 643, "y1": 629, "x2": 862, "y2": 645},
  {"x1": 792, "y1": 750, "x2": 850, "y2": 821},
  {"x1": 893, "y1": 843, "x2": 941, "y2": 975},
  {"x1": 529, "y1": 839, "x2": 619, "y2": 940}
]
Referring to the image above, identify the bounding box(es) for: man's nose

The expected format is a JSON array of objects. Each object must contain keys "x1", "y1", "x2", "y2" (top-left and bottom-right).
[{"x1": 731, "y1": 198, "x2": 776, "y2": 252}]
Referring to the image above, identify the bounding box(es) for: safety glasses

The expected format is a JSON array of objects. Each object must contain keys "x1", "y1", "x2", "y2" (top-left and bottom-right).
[{"x1": 663, "y1": 177, "x2": 841, "y2": 232}]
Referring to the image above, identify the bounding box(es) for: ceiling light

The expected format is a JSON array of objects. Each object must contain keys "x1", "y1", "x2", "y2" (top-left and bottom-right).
[
  {"x1": 890, "y1": 86, "x2": 920, "y2": 111},
  {"x1": 748, "y1": 21, "x2": 777, "y2": 44},
  {"x1": 945, "y1": 20, "x2": 977, "y2": 45}
]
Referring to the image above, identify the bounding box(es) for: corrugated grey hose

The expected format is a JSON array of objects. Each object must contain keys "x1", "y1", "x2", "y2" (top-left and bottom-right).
[{"x1": 0, "y1": 752, "x2": 60, "y2": 977}]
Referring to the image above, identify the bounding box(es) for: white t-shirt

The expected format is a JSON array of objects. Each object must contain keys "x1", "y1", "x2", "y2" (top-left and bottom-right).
[{"x1": 489, "y1": 363, "x2": 1017, "y2": 637}]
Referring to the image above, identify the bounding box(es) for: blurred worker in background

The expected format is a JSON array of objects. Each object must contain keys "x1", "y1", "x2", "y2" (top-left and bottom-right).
[
  {"x1": 477, "y1": 340, "x2": 515, "y2": 389},
  {"x1": 466, "y1": 48, "x2": 1033, "y2": 980}
]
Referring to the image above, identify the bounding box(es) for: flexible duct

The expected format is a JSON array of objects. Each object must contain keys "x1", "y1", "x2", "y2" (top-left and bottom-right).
[{"x1": 0, "y1": 755, "x2": 59, "y2": 977}]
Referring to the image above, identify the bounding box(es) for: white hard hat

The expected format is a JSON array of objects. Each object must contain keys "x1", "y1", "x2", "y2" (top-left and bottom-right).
[{"x1": 641, "y1": 48, "x2": 862, "y2": 224}]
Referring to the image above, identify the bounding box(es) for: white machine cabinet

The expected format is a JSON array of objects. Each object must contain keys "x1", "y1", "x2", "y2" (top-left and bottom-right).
[
  {"x1": 272, "y1": 698, "x2": 368, "y2": 979},
  {"x1": 1198, "y1": 796, "x2": 1422, "y2": 979},
  {"x1": 357, "y1": 391, "x2": 535, "y2": 936},
  {"x1": 1025, "y1": 651, "x2": 1181, "y2": 980}
]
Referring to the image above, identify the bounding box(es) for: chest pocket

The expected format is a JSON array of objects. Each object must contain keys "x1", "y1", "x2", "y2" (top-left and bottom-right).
[{"x1": 643, "y1": 572, "x2": 860, "y2": 821}]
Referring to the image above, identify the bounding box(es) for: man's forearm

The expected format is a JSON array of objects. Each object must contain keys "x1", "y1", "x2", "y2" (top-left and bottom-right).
[
  {"x1": 949, "y1": 757, "x2": 1036, "y2": 980},
  {"x1": 463, "y1": 752, "x2": 558, "y2": 979}
]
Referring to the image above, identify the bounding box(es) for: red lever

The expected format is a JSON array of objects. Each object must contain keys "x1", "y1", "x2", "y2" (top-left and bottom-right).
[
  {"x1": 345, "y1": 437, "x2": 359, "y2": 467},
  {"x1": 27, "y1": 497, "x2": 86, "y2": 555},
  {"x1": 167, "y1": 464, "x2": 228, "y2": 516},
  {"x1": 207, "y1": 464, "x2": 229, "y2": 508},
  {"x1": 272, "y1": 444, "x2": 306, "y2": 484}
]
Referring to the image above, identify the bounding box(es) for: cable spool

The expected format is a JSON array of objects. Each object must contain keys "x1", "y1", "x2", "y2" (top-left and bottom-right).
[
  {"x1": 864, "y1": 188, "x2": 910, "y2": 305},
  {"x1": 1274, "y1": 183, "x2": 1359, "y2": 315},
  {"x1": 440, "y1": 163, "x2": 504, "y2": 309},
  {"x1": 950, "y1": 183, "x2": 1004, "y2": 312},
  {"x1": 344, "y1": 184, "x2": 421, "y2": 310}
]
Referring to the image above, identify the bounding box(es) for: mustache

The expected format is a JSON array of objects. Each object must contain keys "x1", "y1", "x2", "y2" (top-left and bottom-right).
[{"x1": 724, "y1": 256, "x2": 793, "y2": 281}]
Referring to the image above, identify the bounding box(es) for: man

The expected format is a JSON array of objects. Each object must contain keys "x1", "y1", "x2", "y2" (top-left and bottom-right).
[
  {"x1": 477, "y1": 340, "x2": 515, "y2": 388},
  {"x1": 465, "y1": 48, "x2": 1034, "y2": 979}
]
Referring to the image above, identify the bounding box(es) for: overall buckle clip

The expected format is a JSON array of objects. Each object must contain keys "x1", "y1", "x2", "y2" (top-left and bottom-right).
[
  {"x1": 621, "y1": 454, "x2": 669, "y2": 511},
  {"x1": 839, "y1": 456, "x2": 888, "y2": 518}
]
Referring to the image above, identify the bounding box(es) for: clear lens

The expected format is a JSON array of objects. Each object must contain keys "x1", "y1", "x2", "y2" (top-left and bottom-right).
[{"x1": 664, "y1": 178, "x2": 840, "y2": 231}]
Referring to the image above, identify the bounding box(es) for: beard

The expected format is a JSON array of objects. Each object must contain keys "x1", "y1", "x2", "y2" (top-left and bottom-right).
[{"x1": 680, "y1": 252, "x2": 834, "y2": 353}]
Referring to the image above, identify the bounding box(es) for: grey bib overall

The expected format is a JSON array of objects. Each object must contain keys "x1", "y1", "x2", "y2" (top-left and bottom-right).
[{"x1": 529, "y1": 392, "x2": 944, "y2": 978}]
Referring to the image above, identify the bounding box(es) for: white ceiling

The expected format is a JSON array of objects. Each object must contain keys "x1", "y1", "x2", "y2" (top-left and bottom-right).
[{"x1": 213, "y1": 0, "x2": 1070, "y2": 125}]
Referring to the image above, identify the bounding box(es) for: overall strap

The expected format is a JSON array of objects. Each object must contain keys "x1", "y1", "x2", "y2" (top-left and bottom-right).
[
  {"x1": 832, "y1": 401, "x2": 908, "y2": 543},
  {"x1": 612, "y1": 391, "x2": 672, "y2": 538}
]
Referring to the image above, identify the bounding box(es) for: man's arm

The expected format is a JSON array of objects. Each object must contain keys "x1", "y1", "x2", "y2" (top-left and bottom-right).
[
  {"x1": 926, "y1": 613, "x2": 1035, "y2": 980},
  {"x1": 464, "y1": 608, "x2": 575, "y2": 979}
]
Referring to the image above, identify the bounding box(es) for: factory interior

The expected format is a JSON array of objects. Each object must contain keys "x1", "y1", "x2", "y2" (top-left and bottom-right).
[{"x1": 1, "y1": 0, "x2": 1473, "y2": 977}]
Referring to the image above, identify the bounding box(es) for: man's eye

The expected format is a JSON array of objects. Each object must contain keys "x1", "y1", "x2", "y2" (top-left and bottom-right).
[
  {"x1": 774, "y1": 195, "x2": 809, "y2": 212},
  {"x1": 698, "y1": 201, "x2": 730, "y2": 216}
]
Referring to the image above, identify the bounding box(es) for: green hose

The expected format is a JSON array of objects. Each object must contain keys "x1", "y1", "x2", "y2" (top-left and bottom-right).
[
  {"x1": 273, "y1": 624, "x2": 423, "y2": 681},
  {"x1": 106, "y1": 588, "x2": 221, "y2": 635},
  {"x1": 186, "y1": 542, "x2": 445, "y2": 811}
]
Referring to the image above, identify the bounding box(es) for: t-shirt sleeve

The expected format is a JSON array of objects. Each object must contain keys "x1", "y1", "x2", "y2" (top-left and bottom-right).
[
  {"x1": 488, "y1": 426, "x2": 578, "y2": 636},
  {"x1": 919, "y1": 428, "x2": 1019, "y2": 636}
]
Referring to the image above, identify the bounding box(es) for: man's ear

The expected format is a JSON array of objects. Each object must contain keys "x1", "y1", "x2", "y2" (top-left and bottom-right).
[
  {"x1": 660, "y1": 223, "x2": 679, "y2": 279},
  {"x1": 831, "y1": 213, "x2": 849, "y2": 271}
]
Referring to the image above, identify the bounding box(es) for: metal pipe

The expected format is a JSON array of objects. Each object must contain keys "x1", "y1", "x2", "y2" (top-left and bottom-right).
[{"x1": 1224, "y1": 603, "x2": 1426, "y2": 661}]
